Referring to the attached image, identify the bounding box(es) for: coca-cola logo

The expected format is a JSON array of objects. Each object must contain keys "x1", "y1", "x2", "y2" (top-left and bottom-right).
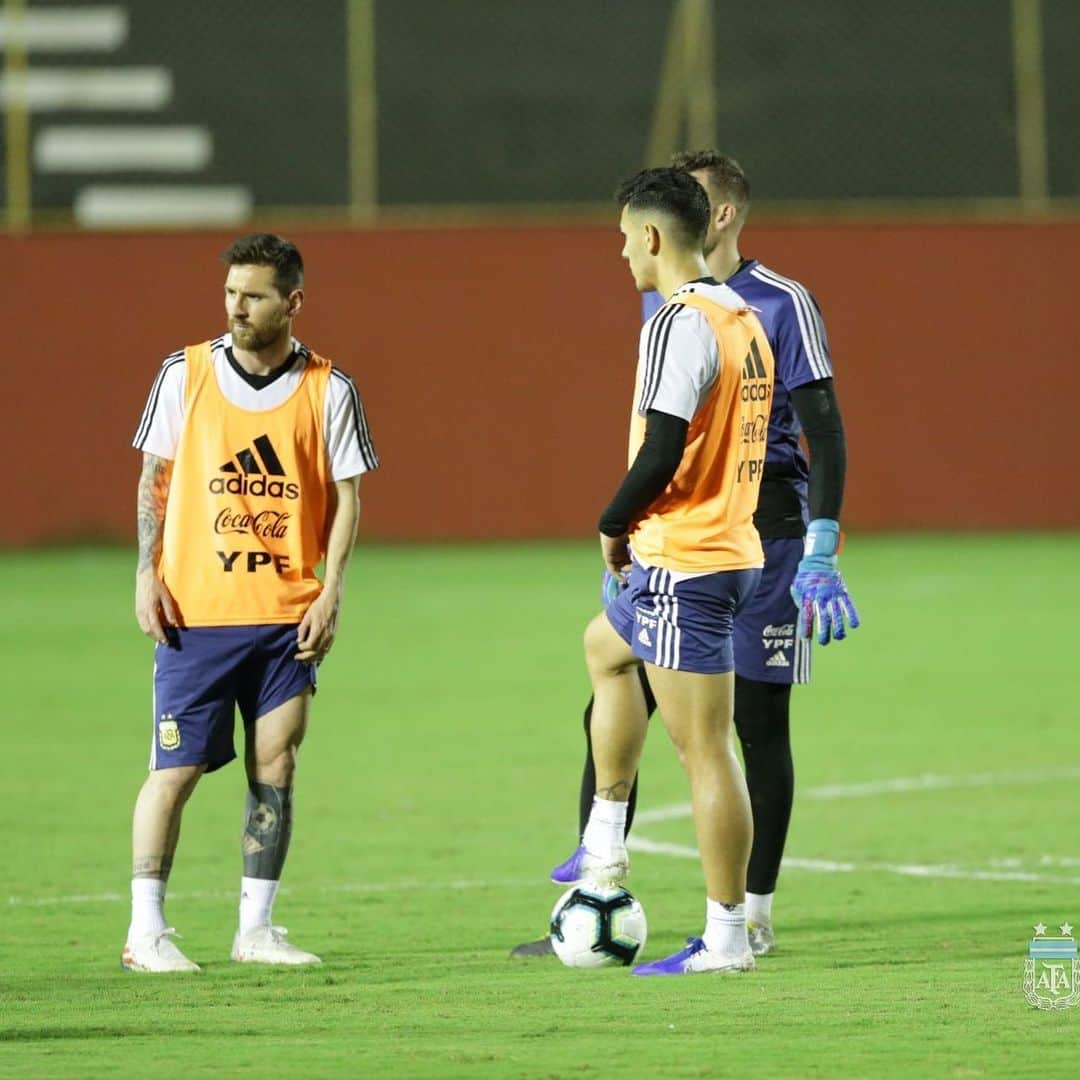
[
  {"x1": 740, "y1": 414, "x2": 768, "y2": 444},
  {"x1": 214, "y1": 508, "x2": 292, "y2": 539}
]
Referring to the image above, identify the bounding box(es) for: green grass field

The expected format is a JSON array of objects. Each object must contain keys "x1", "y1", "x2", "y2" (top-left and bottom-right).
[{"x1": 2, "y1": 536, "x2": 1078, "y2": 1078}]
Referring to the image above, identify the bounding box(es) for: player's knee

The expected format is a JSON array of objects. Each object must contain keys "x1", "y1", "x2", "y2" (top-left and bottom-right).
[
  {"x1": 145, "y1": 763, "x2": 203, "y2": 801},
  {"x1": 664, "y1": 720, "x2": 693, "y2": 763},
  {"x1": 584, "y1": 614, "x2": 631, "y2": 678},
  {"x1": 679, "y1": 716, "x2": 735, "y2": 763},
  {"x1": 250, "y1": 745, "x2": 297, "y2": 787},
  {"x1": 583, "y1": 615, "x2": 606, "y2": 664}
]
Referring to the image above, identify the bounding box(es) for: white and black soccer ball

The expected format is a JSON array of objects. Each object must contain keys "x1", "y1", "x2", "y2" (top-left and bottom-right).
[{"x1": 549, "y1": 884, "x2": 647, "y2": 968}]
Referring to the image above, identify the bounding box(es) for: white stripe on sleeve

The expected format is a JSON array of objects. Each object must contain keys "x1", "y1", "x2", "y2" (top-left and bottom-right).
[
  {"x1": 326, "y1": 368, "x2": 379, "y2": 479},
  {"x1": 750, "y1": 266, "x2": 832, "y2": 381},
  {"x1": 133, "y1": 354, "x2": 186, "y2": 458}
]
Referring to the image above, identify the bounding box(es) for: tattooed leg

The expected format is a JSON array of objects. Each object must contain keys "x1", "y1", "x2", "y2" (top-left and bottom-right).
[
  {"x1": 132, "y1": 854, "x2": 174, "y2": 881},
  {"x1": 128, "y1": 765, "x2": 202, "y2": 941},
  {"x1": 237, "y1": 692, "x2": 309, "y2": 933},
  {"x1": 241, "y1": 782, "x2": 293, "y2": 881},
  {"x1": 577, "y1": 612, "x2": 646, "y2": 867},
  {"x1": 583, "y1": 613, "x2": 648, "y2": 800},
  {"x1": 131, "y1": 765, "x2": 204, "y2": 879}
]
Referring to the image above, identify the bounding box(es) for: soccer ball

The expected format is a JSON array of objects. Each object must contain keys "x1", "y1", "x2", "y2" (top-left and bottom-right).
[{"x1": 549, "y1": 884, "x2": 647, "y2": 968}]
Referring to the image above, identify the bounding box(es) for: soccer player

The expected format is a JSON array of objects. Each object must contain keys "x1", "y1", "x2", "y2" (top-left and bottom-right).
[
  {"x1": 570, "y1": 166, "x2": 775, "y2": 975},
  {"x1": 123, "y1": 234, "x2": 378, "y2": 972},
  {"x1": 512, "y1": 151, "x2": 856, "y2": 961}
]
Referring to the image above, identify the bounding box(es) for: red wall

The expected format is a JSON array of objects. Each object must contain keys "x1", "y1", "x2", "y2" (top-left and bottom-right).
[{"x1": 4, "y1": 221, "x2": 1078, "y2": 545}]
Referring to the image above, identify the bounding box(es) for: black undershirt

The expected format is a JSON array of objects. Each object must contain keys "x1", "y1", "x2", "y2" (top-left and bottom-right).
[
  {"x1": 787, "y1": 378, "x2": 845, "y2": 524},
  {"x1": 598, "y1": 378, "x2": 846, "y2": 539},
  {"x1": 598, "y1": 410, "x2": 688, "y2": 537},
  {"x1": 225, "y1": 346, "x2": 298, "y2": 390}
]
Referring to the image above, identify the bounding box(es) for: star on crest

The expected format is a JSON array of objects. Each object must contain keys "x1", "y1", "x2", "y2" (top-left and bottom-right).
[
  {"x1": 1034, "y1": 922, "x2": 1048, "y2": 936},
  {"x1": 1060, "y1": 922, "x2": 1074, "y2": 937}
]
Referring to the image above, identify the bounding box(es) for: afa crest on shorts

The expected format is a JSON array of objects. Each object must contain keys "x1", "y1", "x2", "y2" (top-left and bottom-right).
[
  {"x1": 1024, "y1": 922, "x2": 1079, "y2": 1010},
  {"x1": 158, "y1": 713, "x2": 181, "y2": 751}
]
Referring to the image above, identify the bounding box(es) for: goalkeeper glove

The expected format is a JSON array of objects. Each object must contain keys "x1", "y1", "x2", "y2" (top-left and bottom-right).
[
  {"x1": 790, "y1": 518, "x2": 860, "y2": 645},
  {"x1": 602, "y1": 569, "x2": 626, "y2": 608}
]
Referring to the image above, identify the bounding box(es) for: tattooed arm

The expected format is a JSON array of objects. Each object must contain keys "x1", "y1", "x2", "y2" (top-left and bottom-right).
[{"x1": 135, "y1": 453, "x2": 179, "y2": 643}]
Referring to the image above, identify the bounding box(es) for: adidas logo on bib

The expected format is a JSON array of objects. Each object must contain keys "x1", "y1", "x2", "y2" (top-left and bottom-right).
[
  {"x1": 220, "y1": 433, "x2": 286, "y2": 477},
  {"x1": 208, "y1": 434, "x2": 300, "y2": 499},
  {"x1": 766, "y1": 651, "x2": 790, "y2": 668}
]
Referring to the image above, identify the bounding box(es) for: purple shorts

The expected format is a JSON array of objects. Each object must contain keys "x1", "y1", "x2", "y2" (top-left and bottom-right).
[
  {"x1": 606, "y1": 560, "x2": 761, "y2": 675},
  {"x1": 733, "y1": 537, "x2": 811, "y2": 685},
  {"x1": 150, "y1": 624, "x2": 316, "y2": 772}
]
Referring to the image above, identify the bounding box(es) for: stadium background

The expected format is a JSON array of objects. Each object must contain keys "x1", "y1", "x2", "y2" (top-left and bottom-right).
[
  {"x1": 3, "y1": 5, "x2": 1080, "y2": 1077},
  {"x1": 2, "y1": 0, "x2": 1078, "y2": 542}
]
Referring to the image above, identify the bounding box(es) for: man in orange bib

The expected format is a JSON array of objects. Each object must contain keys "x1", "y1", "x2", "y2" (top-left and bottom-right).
[
  {"x1": 123, "y1": 234, "x2": 378, "y2": 973},
  {"x1": 577, "y1": 169, "x2": 774, "y2": 975}
]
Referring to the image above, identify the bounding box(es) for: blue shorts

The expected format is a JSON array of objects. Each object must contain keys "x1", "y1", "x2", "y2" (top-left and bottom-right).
[
  {"x1": 733, "y1": 537, "x2": 811, "y2": 685},
  {"x1": 150, "y1": 624, "x2": 316, "y2": 772},
  {"x1": 606, "y1": 561, "x2": 761, "y2": 675}
]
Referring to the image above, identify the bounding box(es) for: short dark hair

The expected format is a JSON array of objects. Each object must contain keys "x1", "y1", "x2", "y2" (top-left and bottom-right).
[
  {"x1": 221, "y1": 233, "x2": 304, "y2": 295},
  {"x1": 670, "y1": 150, "x2": 750, "y2": 216},
  {"x1": 615, "y1": 167, "x2": 710, "y2": 246}
]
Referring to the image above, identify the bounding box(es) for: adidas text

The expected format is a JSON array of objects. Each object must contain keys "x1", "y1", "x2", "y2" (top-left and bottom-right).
[
  {"x1": 209, "y1": 476, "x2": 300, "y2": 500},
  {"x1": 740, "y1": 382, "x2": 772, "y2": 402}
]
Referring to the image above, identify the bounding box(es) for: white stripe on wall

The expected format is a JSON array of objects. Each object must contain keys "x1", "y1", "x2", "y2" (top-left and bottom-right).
[
  {"x1": 0, "y1": 68, "x2": 172, "y2": 111},
  {"x1": 74, "y1": 185, "x2": 253, "y2": 227},
  {"x1": 37, "y1": 127, "x2": 212, "y2": 172},
  {"x1": 0, "y1": 7, "x2": 127, "y2": 51}
]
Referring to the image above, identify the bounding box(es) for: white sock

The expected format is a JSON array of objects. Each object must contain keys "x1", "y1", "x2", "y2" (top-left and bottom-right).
[
  {"x1": 581, "y1": 797, "x2": 628, "y2": 858},
  {"x1": 239, "y1": 876, "x2": 280, "y2": 934},
  {"x1": 746, "y1": 891, "x2": 774, "y2": 927},
  {"x1": 702, "y1": 898, "x2": 749, "y2": 955},
  {"x1": 129, "y1": 878, "x2": 168, "y2": 940}
]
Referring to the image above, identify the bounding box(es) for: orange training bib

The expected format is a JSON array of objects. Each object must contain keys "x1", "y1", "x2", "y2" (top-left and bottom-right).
[{"x1": 159, "y1": 341, "x2": 332, "y2": 626}]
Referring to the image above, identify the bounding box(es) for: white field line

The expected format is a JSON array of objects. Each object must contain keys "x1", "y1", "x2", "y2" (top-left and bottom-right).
[
  {"x1": 626, "y1": 837, "x2": 1080, "y2": 887},
  {"x1": 632, "y1": 767, "x2": 1080, "y2": 826},
  {"x1": 801, "y1": 767, "x2": 1080, "y2": 800},
  {"x1": 11, "y1": 770, "x2": 1077, "y2": 908},
  {"x1": 6, "y1": 876, "x2": 539, "y2": 910}
]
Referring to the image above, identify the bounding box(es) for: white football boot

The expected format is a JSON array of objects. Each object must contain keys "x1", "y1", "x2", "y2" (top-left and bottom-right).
[
  {"x1": 231, "y1": 925, "x2": 321, "y2": 965},
  {"x1": 121, "y1": 928, "x2": 201, "y2": 973}
]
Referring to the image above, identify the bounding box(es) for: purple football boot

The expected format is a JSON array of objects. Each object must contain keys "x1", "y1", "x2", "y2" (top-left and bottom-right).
[
  {"x1": 632, "y1": 936, "x2": 755, "y2": 976},
  {"x1": 550, "y1": 843, "x2": 629, "y2": 887},
  {"x1": 550, "y1": 844, "x2": 586, "y2": 885}
]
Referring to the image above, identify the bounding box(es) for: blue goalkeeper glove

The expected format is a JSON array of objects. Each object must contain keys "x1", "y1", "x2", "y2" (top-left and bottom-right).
[
  {"x1": 602, "y1": 569, "x2": 626, "y2": 608},
  {"x1": 790, "y1": 519, "x2": 860, "y2": 645}
]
